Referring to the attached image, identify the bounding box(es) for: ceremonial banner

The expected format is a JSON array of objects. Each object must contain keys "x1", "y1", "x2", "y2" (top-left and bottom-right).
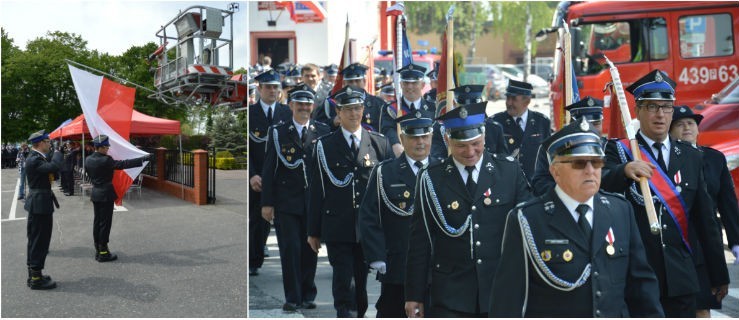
[{"x1": 68, "y1": 64, "x2": 149, "y2": 205}]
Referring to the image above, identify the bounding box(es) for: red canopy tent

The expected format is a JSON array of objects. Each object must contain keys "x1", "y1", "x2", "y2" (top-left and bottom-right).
[{"x1": 49, "y1": 109, "x2": 181, "y2": 139}]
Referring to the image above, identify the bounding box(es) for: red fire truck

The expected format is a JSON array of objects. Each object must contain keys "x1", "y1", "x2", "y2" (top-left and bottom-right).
[{"x1": 545, "y1": 1, "x2": 739, "y2": 137}]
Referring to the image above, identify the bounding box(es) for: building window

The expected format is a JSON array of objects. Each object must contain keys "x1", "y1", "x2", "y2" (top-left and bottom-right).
[{"x1": 679, "y1": 14, "x2": 734, "y2": 58}]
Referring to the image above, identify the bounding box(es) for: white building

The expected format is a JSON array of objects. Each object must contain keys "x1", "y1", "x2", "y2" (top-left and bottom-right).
[{"x1": 247, "y1": 1, "x2": 382, "y2": 67}]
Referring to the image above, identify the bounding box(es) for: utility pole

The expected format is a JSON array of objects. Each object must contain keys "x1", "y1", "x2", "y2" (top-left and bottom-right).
[
  {"x1": 523, "y1": 3, "x2": 532, "y2": 82},
  {"x1": 468, "y1": 2, "x2": 477, "y2": 63}
]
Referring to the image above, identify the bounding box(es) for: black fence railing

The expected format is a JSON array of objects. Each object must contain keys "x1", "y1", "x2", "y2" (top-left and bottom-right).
[
  {"x1": 207, "y1": 146, "x2": 216, "y2": 204},
  {"x1": 141, "y1": 147, "x2": 158, "y2": 177},
  {"x1": 164, "y1": 149, "x2": 194, "y2": 187}
]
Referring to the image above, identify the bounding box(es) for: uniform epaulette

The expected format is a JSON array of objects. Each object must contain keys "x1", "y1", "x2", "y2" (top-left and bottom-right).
[
  {"x1": 426, "y1": 158, "x2": 446, "y2": 170},
  {"x1": 312, "y1": 121, "x2": 330, "y2": 130},
  {"x1": 514, "y1": 196, "x2": 545, "y2": 211},
  {"x1": 530, "y1": 110, "x2": 549, "y2": 119},
  {"x1": 491, "y1": 153, "x2": 516, "y2": 162},
  {"x1": 598, "y1": 190, "x2": 627, "y2": 202},
  {"x1": 377, "y1": 157, "x2": 394, "y2": 166},
  {"x1": 368, "y1": 131, "x2": 385, "y2": 137},
  {"x1": 315, "y1": 132, "x2": 333, "y2": 141}
]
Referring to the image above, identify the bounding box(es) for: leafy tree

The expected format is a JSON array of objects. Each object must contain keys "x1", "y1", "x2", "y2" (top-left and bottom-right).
[
  {"x1": 209, "y1": 107, "x2": 246, "y2": 156},
  {"x1": 405, "y1": 2, "x2": 492, "y2": 47}
]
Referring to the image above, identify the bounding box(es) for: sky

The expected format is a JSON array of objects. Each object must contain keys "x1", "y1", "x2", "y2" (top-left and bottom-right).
[{"x1": 1, "y1": 0, "x2": 248, "y2": 70}]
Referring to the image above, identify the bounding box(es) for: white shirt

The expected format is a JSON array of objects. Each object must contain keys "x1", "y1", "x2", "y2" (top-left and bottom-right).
[
  {"x1": 293, "y1": 119, "x2": 308, "y2": 139},
  {"x1": 452, "y1": 156, "x2": 483, "y2": 185},
  {"x1": 406, "y1": 156, "x2": 429, "y2": 175},
  {"x1": 555, "y1": 185, "x2": 594, "y2": 227},
  {"x1": 403, "y1": 97, "x2": 423, "y2": 110},
  {"x1": 516, "y1": 109, "x2": 529, "y2": 131},
  {"x1": 341, "y1": 127, "x2": 362, "y2": 148},
  {"x1": 638, "y1": 131, "x2": 671, "y2": 170},
  {"x1": 260, "y1": 100, "x2": 275, "y2": 119}
]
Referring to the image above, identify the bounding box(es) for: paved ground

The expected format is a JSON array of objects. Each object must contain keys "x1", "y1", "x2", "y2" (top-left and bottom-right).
[{"x1": 1, "y1": 168, "x2": 247, "y2": 317}]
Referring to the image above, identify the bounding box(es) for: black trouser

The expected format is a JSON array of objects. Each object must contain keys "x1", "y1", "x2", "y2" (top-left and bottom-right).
[
  {"x1": 660, "y1": 294, "x2": 697, "y2": 317},
  {"x1": 274, "y1": 211, "x2": 317, "y2": 305},
  {"x1": 248, "y1": 190, "x2": 269, "y2": 269},
  {"x1": 376, "y1": 282, "x2": 405, "y2": 318},
  {"x1": 326, "y1": 242, "x2": 368, "y2": 317},
  {"x1": 27, "y1": 213, "x2": 53, "y2": 269},
  {"x1": 61, "y1": 170, "x2": 74, "y2": 194},
  {"x1": 92, "y1": 201, "x2": 115, "y2": 244},
  {"x1": 428, "y1": 305, "x2": 486, "y2": 318}
]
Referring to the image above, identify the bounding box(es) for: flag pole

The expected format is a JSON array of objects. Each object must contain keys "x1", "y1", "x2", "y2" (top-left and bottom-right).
[
  {"x1": 446, "y1": 6, "x2": 455, "y2": 111},
  {"x1": 562, "y1": 20, "x2": 573, "y2": 123}
]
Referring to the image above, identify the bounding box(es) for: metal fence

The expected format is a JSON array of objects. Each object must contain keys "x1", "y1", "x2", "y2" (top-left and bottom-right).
[
  {"x1": 207, "y1": 146, "x2": 216, "y2": 204},
  {"x1": 141, "y1": 147, "x2": 158, "y2": 177},
  {"x1": 164, "y1": 149, "x2": 194, "y2": 187}
]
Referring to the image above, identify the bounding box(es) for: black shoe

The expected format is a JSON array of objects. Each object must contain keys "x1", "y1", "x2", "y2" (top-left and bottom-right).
[
  {"x1": 27, "y1": 269, "x2": 56, "y2": 290},
  {"x1": 95, "y1": 244, "x2": 118, "y2": 262},
  {"x1": 337, "y1": 308, "x2": 354, "y2": 318},
  {"x1": 17, "y1": 196, "x2": 24, "y2": 200},
  {"x1": 249, "y1": 267, "x2": 259, "y2": 276},
  {"x1": 301, "y1": 301, "x2": 317, "y2": 309},
  {"x1": 282, "y1": 302, "x2": 299, "y2": 312}
]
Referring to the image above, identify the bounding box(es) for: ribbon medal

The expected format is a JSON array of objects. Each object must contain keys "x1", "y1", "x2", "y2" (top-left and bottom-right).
[
  {"x1": 364, "y1": 154, "x2": 371, "y2": 167},
  {"x1": 483, "y1": 188, "x2": 492, "y2": 206},
  {"x1": 563, "y1": 249, "x2": 573, "y2": 262},
  {"x1": 605, "y1": 227, "x2": 615, "y2": 256},
  {"x1": 674, "y1": 170, "x2": 682, "y2": 192}
]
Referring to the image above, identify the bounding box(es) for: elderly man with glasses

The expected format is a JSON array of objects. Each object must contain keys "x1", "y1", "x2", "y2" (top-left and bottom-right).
[
  {"x1": 600, "y1": 69, "x2": 729, "y2": 317},
  {"x1": 531, "y1": 96, "x2": 606, "y2": 196},
  {"x1": 490, "y1": 118, "x2": 664, "y2": 317}
]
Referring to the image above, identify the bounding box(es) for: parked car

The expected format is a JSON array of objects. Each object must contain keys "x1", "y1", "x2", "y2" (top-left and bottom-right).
[
  {"x1": 694, "y1": 77, "x2": 739, "y2": 200},
  {"x1": 515, "y1": 63, "x2": 554, "y2": 82},
  {"x1": 495, "y1": 64, "x2": 549, "y2": 98},
  {"x1": 463, "y1": 64, "x2": 507, "y2": 100}
]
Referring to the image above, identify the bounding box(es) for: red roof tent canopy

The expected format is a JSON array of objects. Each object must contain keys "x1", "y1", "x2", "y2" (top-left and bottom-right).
[{"x1": 49, "y1": 110, "x2": 181, "y2": 140}]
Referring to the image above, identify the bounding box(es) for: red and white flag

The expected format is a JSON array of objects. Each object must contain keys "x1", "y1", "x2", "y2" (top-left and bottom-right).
[
  {"x1": 386, "y1": 2, "x2": 405, "y2": 17},
  {"x1": 68, "y1": 64, "x2": 149, "y2": 205}
]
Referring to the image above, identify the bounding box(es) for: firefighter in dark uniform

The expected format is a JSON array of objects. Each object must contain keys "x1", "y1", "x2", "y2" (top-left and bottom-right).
[
  {"x1": 381, "y1": 63, "x2": 438, "y2": 158},
  {"x1": 307, "y1": 85, "x2": 393, "y2": 318},
  {"x1": 84, "y1": 135, "x2": 148, "y2": 262},
  {"x1": 432, "y1": 85, "x2": 509, "y2": 161},
  {"x1": 489, "y1": 119, "x2": 664, "y2": 317},
  {"x1": 24, "y1": 130, "x2": 63, "y2": 290},
  {"x1": 313, "y1": 63, "x2": 385, "y2": 133},
  {"x1": 492, "y1": 79, "x2": 551, "y2": 183},
  {"x1": 359, "y1": 112, "x2": 434, "y2": 317},
  {"x1": 422, "y1": 67, "x2": 438, "y2": 105},
  {"x1": 249, "y1": 69, "x2": 292, "y2": 276},
  {"x1": 404, "y1": 102, "x2": 530, "y2": 318},
  {"x1": 260, "y1": 84, "x2": 330, "y2": 312},
  {"x1": 600, "y1": 70, "x2": 729, "y2": 317},
  {"x1": 378, "y1": 83, "x2": 395, "y2": 104},
  {"x1": 668, "y1": 105, "x2": 739, "y2": 317},
  {"x1": 531, "y1": 96, "x2": 606, "y2": 196}
]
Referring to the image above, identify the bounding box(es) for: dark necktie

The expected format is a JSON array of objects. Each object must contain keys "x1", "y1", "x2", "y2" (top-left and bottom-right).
[
  {"x1": 266, "y1": 107, "x2": 273, "y2": 125},
  {"x1": 301, "y1": 126, "x2": 308, "y2": 144},
  {"x1": 653, "y1": 142, "x2": 667, "y2": 172},
  {"x1": 516, "y1": 117, "x2": 524, "y2": 131},
  {"x1": 350, "y1": 135, "x2": 358, "y2": 156},
  {"x1": 465, "y1": 166, "x2": 477, "y2": 196},
  {"x1": 409, "y1": 102, "x2": 415, "y2": 111},
  {"x1": 576, "y1": 204, "x2": 592, "y2": 243},
  {"x1": 414, "y1": 161, "x2": 424, "y2": 170}
]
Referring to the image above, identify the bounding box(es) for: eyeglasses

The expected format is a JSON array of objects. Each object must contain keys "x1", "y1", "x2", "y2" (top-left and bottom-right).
[
  {"x1": 640, "y1": 103, "x2": 674, "y2": 114},
  {"x1": 555, "y1": 158, "x2": 605, "y2": 169}
]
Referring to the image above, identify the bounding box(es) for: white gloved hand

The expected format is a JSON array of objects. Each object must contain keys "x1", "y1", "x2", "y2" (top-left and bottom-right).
[
  {"x1": 731, "y1": 245, "x2": 739, "y2": 265},
  {"x1": 370, "y1": 261, "x2": 387, "y2": 275}
]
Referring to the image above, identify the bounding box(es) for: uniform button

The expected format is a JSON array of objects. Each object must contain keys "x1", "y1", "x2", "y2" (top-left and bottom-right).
[
  {"x1": 436, "y1": 264, "x2": 440, "y2": 268},
  {"x1": 593, "y1": 271, "x2": 599, "y2": 277},
  {"x1": 471, "y1": 206, "x2": 477, "y2": 211},
  {"x1": 477, "y1": 259, "x2": 482, "y2": 264},
  {"x1": 475, "y1": 241, "x2": 481, "y2": 247},
  {"x1": 474, "y1": 224, "x2": 480, "y2": 229},
  {"x1": 595, "y1": 291, "x2": 602, "y2": 297},
  {"x1": 354, "y1": 167, "x2": 358, "y2": 171},
  {"x1": 356, "y1": 192, "x2": 360, "y2": 196},
  {"x1": 662, "y1": 224, "x2": 668, "y2": 229},
  {"x1": 495, "y1": 199, "x2": 500, "y2": 203},
  {"x1": 595, "y1": 310, "x2": 601, "y2": 316}
]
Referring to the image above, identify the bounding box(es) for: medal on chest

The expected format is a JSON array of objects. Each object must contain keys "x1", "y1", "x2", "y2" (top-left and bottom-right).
[{"x1": 605, "y1": 227, "x2": 616, "y2": 256}]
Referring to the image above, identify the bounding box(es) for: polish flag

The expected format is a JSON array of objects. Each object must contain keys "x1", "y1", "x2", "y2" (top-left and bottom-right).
[
  {"x1": 68, "y1": 64, "x2": 149, "y2": 205},
  {"x1": 386, "y1": 2, "x2": 404, "y2": 17}
]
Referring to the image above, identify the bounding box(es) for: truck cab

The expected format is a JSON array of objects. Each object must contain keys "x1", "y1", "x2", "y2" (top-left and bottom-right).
[{"x1": 547, "y1": 1, "x2": 739, "y2": 137}]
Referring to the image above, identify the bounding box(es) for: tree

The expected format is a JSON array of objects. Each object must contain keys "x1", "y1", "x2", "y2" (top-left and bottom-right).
[
  {"x1": 491, "y1": 2, "x2": 556, "y2": 80},
  {"x1": 208, "y1": 107, "x2": 246, "y2": 156},
  {"x1": 404, "y1": 2, "x2": 492, "y2": 47}
]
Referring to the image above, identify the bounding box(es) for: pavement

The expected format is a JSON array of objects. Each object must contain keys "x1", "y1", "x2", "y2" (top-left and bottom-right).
[
  {"x1": 1, "y1": 168, "x2": 247, "y2": 317},
  {"x1": 249, "y1": 97, "x2": 739, "y2": 318}
]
